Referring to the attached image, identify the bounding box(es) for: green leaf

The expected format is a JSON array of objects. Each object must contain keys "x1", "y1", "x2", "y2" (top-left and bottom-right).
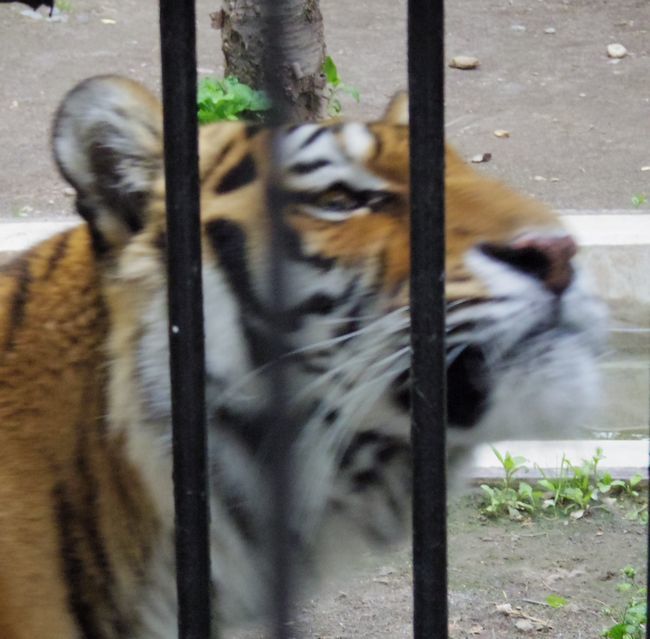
[
  {"x1": 480, "y1": 484, "x2": 494, "y2": 497},
  {"x1": 546, "y1": 594, "x2": 567, "y2": 609},
  {"x1": 197, "y1": 76, "x2": 270, "y2": 124},
  {"x1": 603, "y1": 623, "x2": 628, "y2": 638},
  {"x1": 340, "y1": 83, "x2": 361, "y2": 102},
  {"x1": 323, "y1": 55, "x2": 340, "y2": 86},
  {"x1": 563, "y1": 486, "x2": 586, "y2": 503},
  {"x1": 538, "y1": 479, "x2": 556, "y2": 492},
  {"x1": 491, "y1": 447, "x2": 505, "y2": 467},
  {"x1": 518, "y1": 482, "x2": 533, "y2": 498},
  {"x1": 629, "y1": 474, "x2": 643, "y2": 488}
]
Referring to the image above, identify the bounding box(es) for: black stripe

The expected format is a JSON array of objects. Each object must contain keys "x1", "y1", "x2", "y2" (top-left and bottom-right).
[
  {"x1": 75, "y1": 427, "x2": 131, "y2": 638},
  {"x1": 289, "y1": 159, "x2": 331, "y2": 174},
  {"x1": 44, "y1": 230, "x2": 73, "y2": 280},
  {"x1": 244, "y1": 124, "x2": 262, "y2": 139},
  {"x1": 215, "y1": 153, "x2": 257, "y2": 194},
  {"x1": 76, "y1": 202, "x2": 112, "y2": 255},
  {"x1": 373, "y1": 131, "x2": 384, "y2": 159},
  {"x1": 205, "y1": 218, "x2": 263, "y2": 315},
  {"x1": 54, "y1": 481, "x2": 107, "y2": 639},
  {"x1": 289, "y1": 292, "x2": 336, "y2": 316},
  {"x1": 299, "y1": 126, "x2": 329, "y2": 149},
  {"x1": 2, "y1": 257, "x2": 32, "y2": 352},
  {"x1": 220, "y1": 490, "x2": 257, "y2": 542},
  {"x1": 202, "y1": 140, "x2": 235, "y2": 182},
  {"x1": 282, "y1": 222, "x2": 335, "y2": 271}
]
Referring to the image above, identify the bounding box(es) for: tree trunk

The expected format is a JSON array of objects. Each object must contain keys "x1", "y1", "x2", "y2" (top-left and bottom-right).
[{"x1": 214, "y1": 0, "x2": 326, "y2": 121}]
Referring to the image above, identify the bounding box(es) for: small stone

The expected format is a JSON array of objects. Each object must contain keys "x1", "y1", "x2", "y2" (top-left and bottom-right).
[
  {"x1": 101, "y1": 18, "x2": 117, "y2": 24},
  {"x1": 511, "y1": 24, "x2": 526, "y2": 32},
  {"x1": 607, "y1": 43, "x2": 628, "y2": 59},
  {"x1": 515, "y1": 619, "x2": 535, "y2": 631},
  {"x1": 494, "y1": 129, "x2": 510, "y2": 138},
  {"x1": 579, "y1": 92, "x2": 587, "y2": 97},
  {"x1": 550, "y1": 177, "x2": 560, "y2": 182},
  {"x1": 544, "y1": 27, "x2": 556, "y2": 34},
  {"x1": 641, "y1": 166, "x2": 650, "y2": 172},
  {"x1": 471, "y1": 153, "x2": 492, "y2": 163},
  {"x1": 63, "y1": 187, "x2": 76, "y2": 197},
  {"x1": 449, "y1": 55, "x2": 480, "y2": 70},
  {"x1": 533, "y1": 175, "x2": 547, "y2": 182}
]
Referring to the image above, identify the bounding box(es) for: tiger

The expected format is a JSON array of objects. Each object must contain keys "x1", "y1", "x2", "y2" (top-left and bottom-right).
[{"x1": 0, "y1": 75, "x2": 606, "y2": 638}]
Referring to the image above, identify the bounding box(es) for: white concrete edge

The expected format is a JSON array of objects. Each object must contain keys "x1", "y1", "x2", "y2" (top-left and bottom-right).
[
  {"x1": 562, "y1": 214, "x2": 650, "y2": 247},
  {"x1": 0, "y1": 220, "x2": 80, "y2": 256},
  {"x1": 0, "y1": 211, "x2": 649, "y2": 256}
]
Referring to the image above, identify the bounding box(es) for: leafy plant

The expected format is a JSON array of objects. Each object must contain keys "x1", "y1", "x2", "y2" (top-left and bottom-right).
[
  {"x1": 537, "y1": 449, "x2": 605, "y2": 517},
  {"x1": 322, "y1": 56, "x2": 360, "y2": 117},
  {"x1": 602, "y1": 567, "x2": 647, "y2": 639},
  {"x1": 631, "y1": 194, "x2": 647, "y2": 208},
  {"x1": 197, "y1": 77, "x2": 270, "y2": 124},
  {"x1": 480, "y1": 449, "x2": 540, "y2": 519}
]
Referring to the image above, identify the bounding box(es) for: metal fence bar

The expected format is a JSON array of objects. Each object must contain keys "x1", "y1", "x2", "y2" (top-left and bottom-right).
[
  {"x1": 159, "y1": 2, "x2": 212, "y2": 638},
  {"x1": 260, "y1": 3, "x2": 296, "y2": 638},
  {"x1": 407, "y1": 0, "x2": 448, "y2": 637}
]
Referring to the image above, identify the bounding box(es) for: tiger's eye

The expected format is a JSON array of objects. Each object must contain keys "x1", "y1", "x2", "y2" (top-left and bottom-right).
[{"x1": 317, "y1": 191, "x2": 357, "y2": 211}]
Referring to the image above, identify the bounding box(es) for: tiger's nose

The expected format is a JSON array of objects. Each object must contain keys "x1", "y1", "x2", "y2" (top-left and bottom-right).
[{"x1": 481, "y1": 233, "x2": 577, "y2": 295}]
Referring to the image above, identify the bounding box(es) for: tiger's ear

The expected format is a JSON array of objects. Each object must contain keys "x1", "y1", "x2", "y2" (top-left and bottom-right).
[
  {"x1": 382, "y1": 91, "x2": 409, "y2": 125},
  {"x1": 52, "y1": 76, "x2": 163, "y2": 252}
]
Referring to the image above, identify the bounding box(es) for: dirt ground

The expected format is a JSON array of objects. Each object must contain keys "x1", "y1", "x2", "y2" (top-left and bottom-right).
[
  {"x1": 0, "y1": 0, "x2": 649, "y2": 219},
  {"x1": 1, "y1": 1, "x2": 649, "y2": 637},
  {"x1": 233, "y1": 494, "x2": 647, "y2": 639}
]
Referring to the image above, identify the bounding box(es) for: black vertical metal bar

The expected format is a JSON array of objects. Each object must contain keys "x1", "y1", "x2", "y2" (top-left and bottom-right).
[
  {"x1": 159, "y1": 2, "x2": 212, "y2": 639},
  {"x1": 259, "y1": 3, "x2": 295, "y2": 638},
  {"x1": 407, "y1": 0, "x2": 448, "y2": 638}
]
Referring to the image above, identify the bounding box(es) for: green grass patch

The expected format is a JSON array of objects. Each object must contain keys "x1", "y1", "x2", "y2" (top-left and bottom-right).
[{"x1": 480, "y1": 447, "x2": 645, "y2": 521}]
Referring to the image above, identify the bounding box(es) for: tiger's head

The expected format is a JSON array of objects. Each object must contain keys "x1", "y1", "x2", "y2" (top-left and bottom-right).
[{"x1": 52, "y1": 76, "x2": 606, "y2": 465}]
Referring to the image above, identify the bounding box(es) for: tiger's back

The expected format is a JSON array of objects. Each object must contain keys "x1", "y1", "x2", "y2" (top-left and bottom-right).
[{"x1": 0, "y1": 76, "x2": 606, "y2": 637}]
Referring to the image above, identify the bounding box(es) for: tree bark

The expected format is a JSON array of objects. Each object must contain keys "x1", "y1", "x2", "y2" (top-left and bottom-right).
[{"x1": 214, "y1": 0, "x2": 326, "y2": 121}]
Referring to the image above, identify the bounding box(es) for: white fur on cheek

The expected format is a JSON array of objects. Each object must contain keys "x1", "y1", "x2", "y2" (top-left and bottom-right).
[
  {"x1": 341, "y1": 123, "x2": 374, "y2": 160},
  {"x1": 136, "y1": 267, "x2": 255, "y2": 421}
]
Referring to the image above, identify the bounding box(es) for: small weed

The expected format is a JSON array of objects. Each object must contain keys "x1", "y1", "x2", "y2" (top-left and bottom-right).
[
  {"x1": 322, "y1": 56, "x2": 360, "y2": 117},
  {"x1": 197, "y1": 77, "x2": 270, "y2": 124},
  {"x1": 602, "y1": 566, "x2": 647, "y2": 638},
  {"x1": 55, "y1": 0, "x2": 73, "y2": 13},
  {"x1": 480, "y1": 448, "x2": 541, "y2": 520},
  {"x1": 631, "y1": 194, "x2": 647, "y2": 208},
  {"x1": 546, "y1": 594, "x2": 568, "y2": 609}
]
